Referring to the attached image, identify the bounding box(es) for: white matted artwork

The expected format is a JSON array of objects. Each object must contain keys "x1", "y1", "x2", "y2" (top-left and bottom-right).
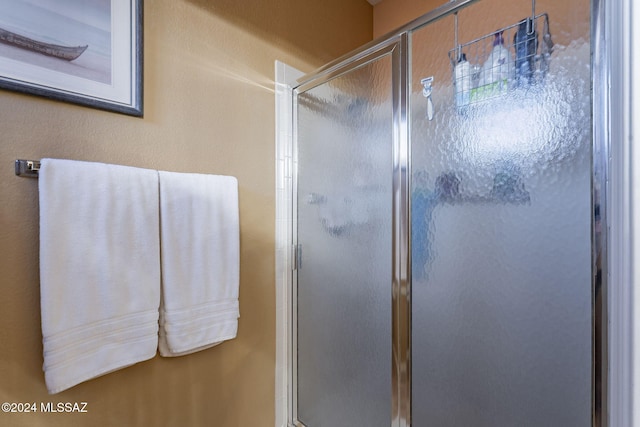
[{"x1": 0, "y1": 0, "x2": 142, "y2": 116}]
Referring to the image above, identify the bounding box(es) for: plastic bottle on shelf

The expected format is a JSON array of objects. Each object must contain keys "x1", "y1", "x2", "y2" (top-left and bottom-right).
[
  {"x1": 478, "y1": 31, "x2": 513, "y2": 90},
  {"x1": 514, "y1": 18, "x2": 538, "y2": 86},
  {"x1": 454, "y1": 53, "x2": 471, "y2": 107}
]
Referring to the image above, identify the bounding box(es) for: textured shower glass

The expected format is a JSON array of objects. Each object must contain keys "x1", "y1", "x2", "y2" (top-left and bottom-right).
[
  {"x1": 410, "y1": 1, "x2": 592, "y2": 426},
  {"x1": 296, "y1": 55, "x2": 393, "y2": 426}
]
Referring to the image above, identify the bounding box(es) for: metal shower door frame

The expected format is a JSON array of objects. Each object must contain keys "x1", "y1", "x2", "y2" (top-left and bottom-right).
[
  {"x1": 290, "y1": 33, "x2": 409, "y2": 427},
  {"x1": 287, "y1": 0, "x2": 612, "y2": 425}
]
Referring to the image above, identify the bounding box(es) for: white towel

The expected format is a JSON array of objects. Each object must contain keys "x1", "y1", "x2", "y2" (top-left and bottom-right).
[
  {"x1": 39, "y1": 159, "x2": 160, "y2": 394},
  {"x1": 158, "y1": 171, "x2": 240, "y2": 357}
]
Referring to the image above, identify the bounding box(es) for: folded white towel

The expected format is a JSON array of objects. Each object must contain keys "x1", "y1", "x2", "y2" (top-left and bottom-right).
[
  {"x1": 158, "y1": 171, "x2": 240, "y2": 357},
  {"x1": 39, "y1": 159, "x2": 161, "y2": 393}
]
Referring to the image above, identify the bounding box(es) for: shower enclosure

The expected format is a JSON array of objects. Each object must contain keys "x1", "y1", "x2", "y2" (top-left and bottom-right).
[{"x1": 288, "y1": 0, "x2": 605, "y2": 425}]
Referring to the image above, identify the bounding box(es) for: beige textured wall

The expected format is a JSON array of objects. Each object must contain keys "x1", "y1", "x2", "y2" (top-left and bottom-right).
[
  {"x1": 0, "y1": 1, "x2": 371, "y2": 426},
  {"x1": 374, "y1": 0, "x2": 587, "y2": 41},
  {"x1": 373, "y1": 0, "x2": 441, "y2": 38}
]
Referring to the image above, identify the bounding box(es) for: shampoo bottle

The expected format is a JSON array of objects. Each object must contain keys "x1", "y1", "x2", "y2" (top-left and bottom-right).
[
  {"x1": 454, "y1": 53, "x2": 470, "y2": 106},
  {"x1": 479, "y1": 31, "x2": 513, "y2": 88},
  {"x1": 514, "y1": 18, "x2": 537, "y2": 86}
]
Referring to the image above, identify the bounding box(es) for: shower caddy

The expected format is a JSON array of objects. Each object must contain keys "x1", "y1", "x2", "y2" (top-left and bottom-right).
[{"x1": 446, "y1": 0, "x2": 554, "y2": 109}]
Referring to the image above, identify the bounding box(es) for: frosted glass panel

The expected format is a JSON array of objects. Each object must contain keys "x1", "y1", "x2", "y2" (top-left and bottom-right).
[
  {"x1": 410, "y1": 1, "x2": 592, "y2": 426},
  {"x1": 296, "y1": 55, "x2": 393, "y2": 426}
]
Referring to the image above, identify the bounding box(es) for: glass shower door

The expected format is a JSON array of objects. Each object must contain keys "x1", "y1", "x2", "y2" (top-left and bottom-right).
[
  {"x1": 293, "y1": 41, "x2": 400, "y2": 426},
  {"x1": 410, "y1": 0, "x2": 593, "y2": 425}
]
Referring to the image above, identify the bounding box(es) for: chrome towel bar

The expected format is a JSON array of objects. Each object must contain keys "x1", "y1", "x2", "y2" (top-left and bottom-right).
[{"x1": 15, "y1": 159, "x2": 41, "y2": 178}]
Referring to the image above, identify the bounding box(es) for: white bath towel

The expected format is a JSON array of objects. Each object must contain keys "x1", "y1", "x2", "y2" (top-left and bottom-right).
[
  {"x1": 158, "y1": 171, "x2": 240, "y2": 357},
  {"x1": 39, "y1": 159, "x2": 161, "y2": 394}
]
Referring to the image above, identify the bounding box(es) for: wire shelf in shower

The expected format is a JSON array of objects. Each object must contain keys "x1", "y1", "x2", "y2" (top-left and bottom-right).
[{"x1": 448, "y1": 12, "x2": 553, "y2": 110}]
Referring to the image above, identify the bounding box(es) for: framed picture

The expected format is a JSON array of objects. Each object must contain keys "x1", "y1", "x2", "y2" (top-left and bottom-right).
[{"x1": 0, "y1": 0, "x2": 143, "y2": 116}]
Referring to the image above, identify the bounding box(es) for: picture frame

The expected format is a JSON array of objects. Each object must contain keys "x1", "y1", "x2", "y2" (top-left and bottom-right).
[{"x1": 0, "y1": 0, "x2": 143, "y2": 117}]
